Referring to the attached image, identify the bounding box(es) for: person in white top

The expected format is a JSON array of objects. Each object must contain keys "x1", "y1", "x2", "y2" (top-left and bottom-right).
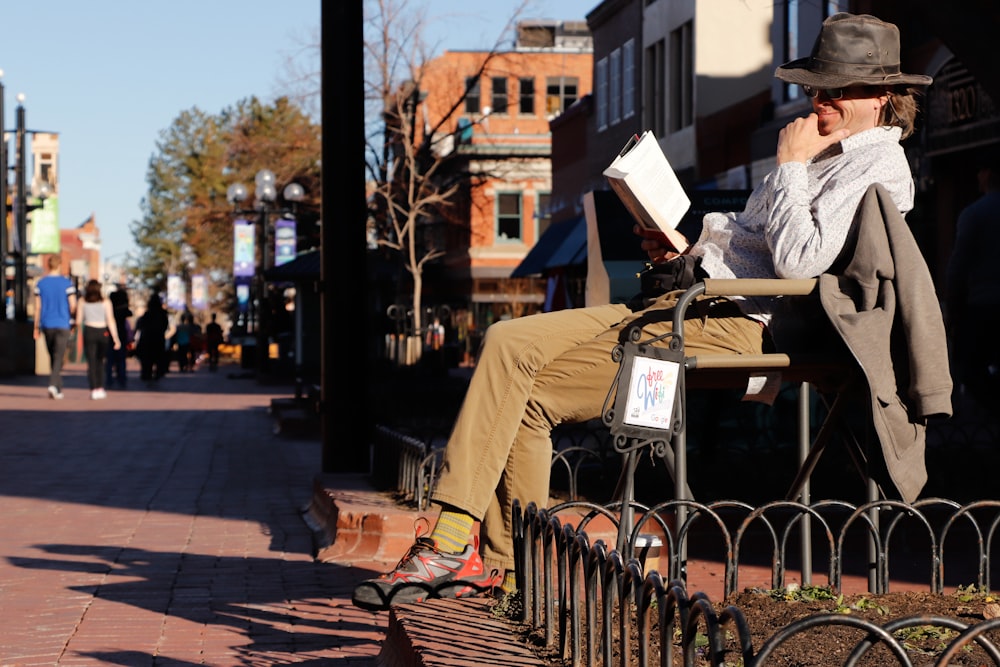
[
  {"x1": 352, "y1": 13, "x2": 936, "y2": 611},
  {"x1": 76, "y1": 279, "x2": 122, "y2": 400}
]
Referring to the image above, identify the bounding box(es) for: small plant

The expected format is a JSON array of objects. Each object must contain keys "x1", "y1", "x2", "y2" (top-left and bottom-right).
[
  {"x1": 851, "y1": 596, "x2": 890, "y2": 615},
  {"x1": 894, "y1": 625, "x2": 959, "y2": 654},
  {"x1": 953, "y1": 583, "x2": 994, "y2": 602},
  {"x1": 763, "y1": 584, "x2": 840, "y2": 604}
]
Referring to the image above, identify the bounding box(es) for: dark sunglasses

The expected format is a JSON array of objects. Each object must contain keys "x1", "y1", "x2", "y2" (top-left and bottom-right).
[{"x1": 801, "y1": 85, "x2": 844, "y2": 100}]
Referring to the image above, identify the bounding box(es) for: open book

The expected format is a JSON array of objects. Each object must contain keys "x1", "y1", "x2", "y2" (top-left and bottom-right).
[{"x1": 603, "y1": 130, "x2": 692, "y2": 253}]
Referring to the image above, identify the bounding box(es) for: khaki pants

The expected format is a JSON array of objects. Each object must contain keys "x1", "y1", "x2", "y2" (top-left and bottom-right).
[{"x1": 431, "y1": 293, "x2": 765, "y2": 573}]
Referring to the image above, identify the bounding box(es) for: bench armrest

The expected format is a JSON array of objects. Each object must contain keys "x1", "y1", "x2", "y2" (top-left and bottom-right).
[
  {"x1": 701, "y1": 277, "x2": 817, "y2": 297},
  {"x1": 672, "y1": 278, "x2": 818, "y2": 334}
]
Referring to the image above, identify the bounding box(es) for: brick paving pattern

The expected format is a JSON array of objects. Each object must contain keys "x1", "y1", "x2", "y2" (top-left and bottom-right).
[
  {"x1": 2, "y1": 356, "x2": 956, "y2": 666},
  {"x1": 0, "y1": 359, "x2": 395, "y2": 666}
]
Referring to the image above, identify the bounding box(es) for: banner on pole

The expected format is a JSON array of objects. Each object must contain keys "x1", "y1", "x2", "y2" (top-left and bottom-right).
[
  {"x1": 29, "y1": 196, "x2": 60, "y2": 254},
  {"x1": 166, "y1": 274, "x2": 186, "y2": 311},
  {"x1": 191, "y1": 274, "x2": 207, "y2": 310},
  {"x1": 235, "y1": 277, "x2": 252, "y2": 313},
  {"x1": 274, "y1": 218, "x2": 296, "y2": 266},
  {"x1": 233, "y1": 219, "x2": 255, "y2": 277}
]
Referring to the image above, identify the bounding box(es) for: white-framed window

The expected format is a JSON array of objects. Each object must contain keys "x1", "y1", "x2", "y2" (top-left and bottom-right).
[
  {"x1": 622, "y1": 38, "x2": 636, "y2": 120},
  {"x1": 546, "y1": 77, "x2": 579, "y2": 117},
  {"x1": 465, "y1": 76, "x2": 481, "y2": 114},
  {"x1": 496, "y1": 192, "x2": 523, "y2": 242},
  {"x1": 491, "y1": 76, "x2": 509, "y2": 114},
  {"x1": 519, "y1": 77, "x2": 535, "y2": 114},
  {"x1": 596, "y1": 57, "x2": 608, "y2": 131},
  {"x1": 610, "y1": 47, "x2": 621, "y2": 125}
]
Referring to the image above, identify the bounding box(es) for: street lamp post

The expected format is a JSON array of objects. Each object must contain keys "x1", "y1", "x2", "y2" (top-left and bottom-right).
[
  {"x1": 226, "y1": 169, "x2": 304, "y2": 375},
  {"x1": 0, "y1": 70, "x2": 7, "y2": 322},
  {"x1": 7, "y1": 93, "x2": 52, "y2": 323},
  {"x1": 11, "y1": 93, "x2": 32, "y2": 323}
]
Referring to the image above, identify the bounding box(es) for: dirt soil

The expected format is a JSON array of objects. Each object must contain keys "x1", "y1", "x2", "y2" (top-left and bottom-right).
[{"x1": 499, "y1": 585, "x2": 1000, "y2": 666}]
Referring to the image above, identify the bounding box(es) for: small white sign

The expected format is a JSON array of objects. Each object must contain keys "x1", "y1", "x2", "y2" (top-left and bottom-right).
[{"x1": 622, "y1": 356, "x2": 680, "y2": 429}]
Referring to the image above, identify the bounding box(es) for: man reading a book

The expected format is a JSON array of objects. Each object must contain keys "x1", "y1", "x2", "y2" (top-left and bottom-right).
[{"x1": 353, "y1": 13, "x2": 940, "y2": 611}]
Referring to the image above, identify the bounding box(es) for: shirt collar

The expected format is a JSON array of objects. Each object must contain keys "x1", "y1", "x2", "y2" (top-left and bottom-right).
[{"x1": 813, "y1": 125, "x2": 902, "y2": 162}]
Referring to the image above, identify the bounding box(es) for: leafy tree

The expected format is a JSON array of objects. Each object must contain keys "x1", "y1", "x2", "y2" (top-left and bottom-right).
[{"x1": 131, "y1": 97, "x2": 321, "y2": 317}]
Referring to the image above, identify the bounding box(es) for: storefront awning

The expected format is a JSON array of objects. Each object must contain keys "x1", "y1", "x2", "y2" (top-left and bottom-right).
[{"x1": 510, "y1": 216, "x2": 587, "y2": 278}]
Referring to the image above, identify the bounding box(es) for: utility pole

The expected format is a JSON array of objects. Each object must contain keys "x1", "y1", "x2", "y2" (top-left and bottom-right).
[
  {"x1": 13, "y1": 97, "x2": 27, "y2": 322},
  {"x1": 0, "y1": 72, "x2": 7, "y2": 321}
]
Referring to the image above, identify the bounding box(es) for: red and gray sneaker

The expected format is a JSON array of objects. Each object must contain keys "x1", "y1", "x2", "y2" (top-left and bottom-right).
[{"x1": 352, "y1": 528, "x2": 501, "y2": 611}]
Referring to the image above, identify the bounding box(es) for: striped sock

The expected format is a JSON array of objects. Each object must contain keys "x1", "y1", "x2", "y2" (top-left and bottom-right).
[
  {"x1": 502, "y1": 570, "x2": 517, "y2": 594},
  {"x1": 430, "y1": 510, "x2": 475, "y2": 554}
]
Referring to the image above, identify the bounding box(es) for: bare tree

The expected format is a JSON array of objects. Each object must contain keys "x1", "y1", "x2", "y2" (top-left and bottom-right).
[
  {"x1": 364, "y1": 0, "x2": 530, "y2": 358},
  {"x1": 278, "y1": 25, "x2": 321, "y2": 120}
]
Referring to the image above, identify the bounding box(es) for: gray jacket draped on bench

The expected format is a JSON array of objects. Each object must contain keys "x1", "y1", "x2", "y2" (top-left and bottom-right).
[{"x1": 815, "y1": 183, "x2": 953, "y2": 503}]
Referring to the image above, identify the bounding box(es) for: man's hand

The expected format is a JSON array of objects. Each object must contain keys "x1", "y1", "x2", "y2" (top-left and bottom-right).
[
  {"x1": 634, "y1": 225, "x2": 682, "y2": 264},
  {"x1": 776, "y1": 113, "x2": 849, "y2": 165}
]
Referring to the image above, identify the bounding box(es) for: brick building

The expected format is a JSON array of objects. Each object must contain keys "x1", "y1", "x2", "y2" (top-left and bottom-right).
[{"x1": 404, "y1": 20, "x2": 593, "y2": 327}]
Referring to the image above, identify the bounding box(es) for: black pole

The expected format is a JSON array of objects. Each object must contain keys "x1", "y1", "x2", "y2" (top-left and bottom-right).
[
  {"x1": 0, "y1": 77, "x2": 7, "y2": 322},
  {"x1": 322, "y1": 0, "x2": 368, "y2": 472},
  {"x1": 14, "y1": 102, "x2": 26, "y2": 322},
  {"x1": 256, "y1": 207, "x2": 268, "y2": 375}
]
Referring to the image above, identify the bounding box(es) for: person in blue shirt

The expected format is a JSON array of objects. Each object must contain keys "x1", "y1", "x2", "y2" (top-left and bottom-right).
[{"x1": 32, "y1": 254, "x2": 77, "y2": 399}]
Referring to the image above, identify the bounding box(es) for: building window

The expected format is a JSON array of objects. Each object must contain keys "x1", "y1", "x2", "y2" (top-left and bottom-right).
[
  {"x1": 622, "y1": 38, "x2": 636, "y2": 120},
  {"x1": 491, "y1": 76, "x2": 508, "y2": 114},
  {"x1": 784, "y1": 0, "x2": 801, "y2": 102},
  {"x1": 536, "y1": 192, "x2": 551, "y2": 238},
  {"x1": 546, "y1": 76, "x2": 579, "y2": 117},
  {"x1": 644, "y1": 39, "x2": 665, "y2": 137},
  {"x1": 609, "y1": 48, "x2": 622, "y2": 125},
  {"x1": 595, "y1": 57, "x2": 608, "y2": 130},
  {"x1": 519, "y1": 77, "x2": 535, "y2": 114},
  {"x1": 465, "y1": 76, "x2": 481, "y2": 114},
  {"x1": 669, "y1": 21, "x2": 693, "y2": 132},
  {"x1": 781, "y1": 1, "x2": 843, "y2": 102},
  {"x1": 496, "y1": 192, "x2": 522, "y2": 242}
]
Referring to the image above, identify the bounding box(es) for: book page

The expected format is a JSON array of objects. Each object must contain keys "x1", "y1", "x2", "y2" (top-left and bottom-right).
[{"x1": 603, "y1": 131, "x2": 691, "y2": 252}]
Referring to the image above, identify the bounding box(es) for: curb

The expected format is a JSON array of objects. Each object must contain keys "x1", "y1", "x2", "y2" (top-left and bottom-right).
[
  {"x1": 378, "y1": 598, "x2": 544, "y2": 667},
  {"x1": 305, "y1": 474, "x2": 544, "y2": 667},
  {"x1": 305, "y1": 473, "x2": 427, "y2": 564}
]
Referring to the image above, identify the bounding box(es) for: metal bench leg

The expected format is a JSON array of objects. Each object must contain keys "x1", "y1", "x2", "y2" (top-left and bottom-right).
[
  {"x1": 797, "y1": 382, "x2": 812, "y2": 585},
  {"x1": 785, "y1": 389, "x2": 849, "y2": 501},
  {"x1": 616, "y1": 449, "x2": 639, "y2": 554}
]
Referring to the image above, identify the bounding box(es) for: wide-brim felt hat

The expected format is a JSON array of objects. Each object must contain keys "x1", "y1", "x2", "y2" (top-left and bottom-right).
[{"x1": 775, "y1": 13, "x2": 932, "y2": 89}]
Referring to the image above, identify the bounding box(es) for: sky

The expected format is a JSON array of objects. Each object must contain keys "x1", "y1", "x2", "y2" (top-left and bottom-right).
[{"x1": 0, "y1": 0, "x2": 590, "y2": 267}]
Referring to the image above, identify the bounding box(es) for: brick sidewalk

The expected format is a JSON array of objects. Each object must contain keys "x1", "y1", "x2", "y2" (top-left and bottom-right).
[
  {"x1": 1, "y1": 357, "x2": 943, "y2": 667},
  {"x1": 0, "y1": 360, "x2": 397, "y2": 666}
]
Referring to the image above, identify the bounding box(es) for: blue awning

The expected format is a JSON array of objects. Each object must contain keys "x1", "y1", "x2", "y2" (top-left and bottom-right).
[
  {"x1": 263, "y1": 249, "x2": 319, "y2": 282},
  {"x1": 511, "y1": 216, "x2": 587, "y2": 278}
]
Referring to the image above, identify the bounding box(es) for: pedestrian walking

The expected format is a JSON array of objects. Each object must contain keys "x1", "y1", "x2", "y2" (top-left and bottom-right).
[
  {"x1": 135, "y1": 293, "x2": 170, "y2": 382},
  {"x1": 32, "y1": 254, "x2": 77, "y2": 399},
  {"x1": 205, "y1": 312, "x2": 224, "y2": 370},
  {"x1": 76, "y1": 279, "x2": 122, "y2": 400},
  {"x1": 106, "y1": 286, "x2": 133, "y2": 389},
  {"x1": 173, "y1": 312, "x2": 195, "y2": 371}
]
